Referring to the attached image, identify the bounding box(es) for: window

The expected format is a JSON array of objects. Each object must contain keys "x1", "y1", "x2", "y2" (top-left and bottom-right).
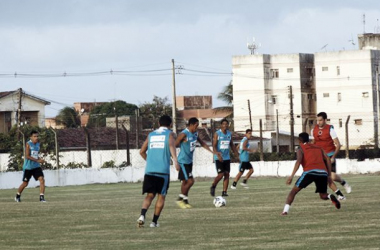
[
  {"x1": 337, "y1": 66, "x2": 340, "y2": 76},
  {"x1": 271, "y1": 95, "x2": 277, "y2": 104},
  {"x1": 362, "y1": 92, "x2": 369, "y2": 98},
  {"x1": 271, "y1": 69, "x2": 279, "y2": 78},
  {"x1": 323, "y1": 93, "x2": 330, "y2": 97},
  {"x1": 354, "y1": 119, "x2": 363, "y2": 125},
  {"x1": 322, "y1": 66, "x2": 328, "y2": 71},
  {"x1": 287, "y1": 68, "x2": 293, "y2": 73},
  {"x1": 338, "y1": 93, "x2": 342, "y2": 102},
  {"x1": 339, "y1": 119, "x2": 342, "y2": 128},
  {"x1": 307, "y1": 94, "x2": 313, "y2": 100}
]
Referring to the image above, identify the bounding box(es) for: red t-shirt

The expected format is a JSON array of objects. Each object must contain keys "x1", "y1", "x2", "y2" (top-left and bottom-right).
[
  {"x1": 312, "y1": 124, "x2": 336, "y2": 154},
  {"x1": 300, "y1": 143, "x2": 327, "y2": 172}
]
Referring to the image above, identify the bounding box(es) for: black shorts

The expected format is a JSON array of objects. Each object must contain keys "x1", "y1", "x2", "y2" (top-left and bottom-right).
[
  {"x1": 239, "y1": 162, "x2": 253, "y2": 172},
  {"x1": 295, "y1": 170, "x2": 328, "y2": 193},
  {"x1": 178, "y1": 163, "x2": 193, "y2": 181},
  {"x1": 215, "y1": 160, "x2": 231, "y2": 174},
  {"x1": 22, "y1": 168, "x2": 44, "y2": 182},
  {"x1": 142, "y1": 174, "x2": 170, "y2": 196}
]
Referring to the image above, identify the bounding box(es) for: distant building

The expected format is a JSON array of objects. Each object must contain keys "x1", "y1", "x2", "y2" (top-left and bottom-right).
[
  {"x1": 0, "y1": 89, "x2": 50, "y2": 134},
  {"x1": 73, "y1": 102, "x2": 106, "y2": 127},
  {"x1": 358, "y1": 33, "x2": 380, "y2": 50}
]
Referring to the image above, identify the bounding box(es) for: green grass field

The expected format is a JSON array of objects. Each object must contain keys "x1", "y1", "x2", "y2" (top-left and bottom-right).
[{"x1": 0, "y1": 175, "x2": 379, "y2": 250}]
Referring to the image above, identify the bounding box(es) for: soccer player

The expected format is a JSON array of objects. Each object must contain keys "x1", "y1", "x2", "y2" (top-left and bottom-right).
[
  {"x1": 137, "y1": 115, "x2": 180, "y2": 228},
  {"x1": 281, "y1": 132, "x2": 341, "y2": 215},
  {"x1": 231, "y1": 129, "x2": 256, "y2": 189},
  {"x1": 15, "y1": 130, "x2": 46, "y2": 202},
  {"x1": 310, "y1": 112, "x2": 351, "y2": 200},
  {"x1": 175, "y1": 117, "x2": 222, "y2": 209},
  {"x1": 210, "y1": 119, "x2": 239, "y2": 197}
]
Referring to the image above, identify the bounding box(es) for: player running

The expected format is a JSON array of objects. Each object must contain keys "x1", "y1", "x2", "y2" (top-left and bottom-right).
[
  {"x1": 175, "y1": 117, "x2": 222, "y2": 208},
  {"x1": 281, "y1": 132, "x2": 341, "y2": 215}
]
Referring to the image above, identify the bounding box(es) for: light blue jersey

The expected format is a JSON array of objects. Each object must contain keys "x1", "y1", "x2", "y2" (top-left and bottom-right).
[
  {"x1": 214, "y1": 129, "x2": 232, "y2": 161},
  {"x1": 23, "y1": 140, "x2": 41, "y2": 170},
  {"x1": 178, "y1": 128, "x2": 198, "y2": 164},
  {"x1": 145, "y1": 127, "x2": 172, "y2": 175},
  {"x1": 239, "y1": 137, "x2": 250, "y2": 162}
]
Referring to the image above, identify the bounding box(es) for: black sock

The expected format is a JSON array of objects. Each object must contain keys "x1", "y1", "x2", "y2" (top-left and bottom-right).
[
  {"x1": 243, "y1": 179, "x2": 247, "y2": 184},
  {"x1": 153, "y1": 214, "x2": 160, "y2": 224},
  {"x1": 141, "y1": 209, "x2": 147, "y2": 217},
  {"x1": 335, "y1": 189, "x2": 344, "y2": 196},
  {"x1": 16, "y1": 194, "x2": 20, "y2": 198},
  {"x1": 232, "y1": 182, "x2": 237, "y2": 187},
  {"x1": 341, "y1": 180, "x2": 346, "y2": 186}
]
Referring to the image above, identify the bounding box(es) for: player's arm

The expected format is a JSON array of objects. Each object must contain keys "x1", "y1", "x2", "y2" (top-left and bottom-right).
[
  {"x1": 197, "y1": 137, "x2": 213, "y2": 154},
  {"x1": 331, "y1": 138, "x2": 341, "y2": 163},
  {"x1": 309, "y1": 129, "x2": 315, "y2": 144},
  {"x1": 25, "y1": 143, "x2": 44, "y2": 163},
  {"x1": 242, "y1": 139, "x2": 256, "y2": 153},
  {"x1": 286, "y1": 149, "x2": 303, "y2": 185},
  {"x1": 212, "y1": 132, "x2": 223, "y2": 161},
  {"x1": 175, "y1": 132, "x2": 186, "y2": 147},
  {"x1": 230, "y1": 139, "x2": 239, "y2": 158},
  {"x1": 169, "y1": 132, "x2": 180, "y2": 171},
  {"x1": 322, "y1": 150, "x2": 332, "y2": 177},
  {"x1": 139, "y1": 138, "x2": 149, "y2": 161}
]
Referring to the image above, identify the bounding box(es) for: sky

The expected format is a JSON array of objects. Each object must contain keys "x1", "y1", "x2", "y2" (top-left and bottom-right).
[{"x1": 1, "y1": 0, "x2": 380, "y2": 118}]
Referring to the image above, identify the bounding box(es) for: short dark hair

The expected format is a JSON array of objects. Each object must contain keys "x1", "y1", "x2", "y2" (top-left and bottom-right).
[
  {"x1": 220, "y1": 119, "x2": 229, "y2": 125},
  {"x1": 246, "y1": 129, "x2": 252, "y2": 133},
  {"x1": 317, "y1": 112, "x2": 327, "y2": 120},
  {"x1": 298, "y1": 132, "x2": 309, "y2": 143},
  {"x1": 159, "y1": 115, "x2": 172, "y2": 127},
  {"x1": 30, "y1": 130, "x2": 39, "y2": 136},
  {"x1": 188, "y1": 117, "x2": 199, "y2": 125}
]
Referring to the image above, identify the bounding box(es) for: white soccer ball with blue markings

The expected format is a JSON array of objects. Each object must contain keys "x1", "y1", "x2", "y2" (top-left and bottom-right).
[{"x1": 213, "y1": 196, "x2": 226, "y2": 208}]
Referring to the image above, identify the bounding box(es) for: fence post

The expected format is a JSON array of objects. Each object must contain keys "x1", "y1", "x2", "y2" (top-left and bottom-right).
[
  {"x1": 18, "y1": 129, "x2": 26, "y2": 160},
  {"x1": 259, "y1": 119, "x2": 264, "y2": 161},
  {"x1": 345, "y1": 115, "x2": 351, "y2": 159},
  {"x1": 122, "y1": 124, "x2": 131, "y2": 166},
  {"x1": 83, "y1": 127, "x2": 92, "y2": 167},
  {"x1": 50, "y1": 128, "x2": 59, "y2": 169},
  {"x1": 115, "y1": 114, "x2": 119, "y2": 150}
]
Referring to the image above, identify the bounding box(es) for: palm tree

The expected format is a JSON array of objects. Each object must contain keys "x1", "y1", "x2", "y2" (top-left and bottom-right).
[
  {"x1": 215, "y1": 81, "x2": 233, "y2": 113},
  {"x1": 56, "y1": 107, "x2": 80, "y2": 128}
]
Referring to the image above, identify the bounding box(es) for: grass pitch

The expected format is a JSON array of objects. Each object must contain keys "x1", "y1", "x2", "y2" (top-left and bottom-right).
[{"x1": 0, "y1": 175, "x2": 379, "y2": 250}]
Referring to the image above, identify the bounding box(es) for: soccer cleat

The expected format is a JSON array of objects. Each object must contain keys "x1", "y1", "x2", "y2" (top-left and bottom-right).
[
  {"x1": 183, "y1": 200, "x2": 192, "y2": 209},
  {"x1": 230, "y1": 185, "x2": 236, "y2": 190},
  {"x1": 343, "y1": 183, "x2": 352, "y2": 194},
  {"x1": 240, "y1": 183, "x2": 249, "y2": 189},
  {"x1": 338, "y1": 195, "x2": 346, "y2": 200},
  {"x1": 40, "y1": 195, "x2": 46, "y2": 202},
  {"x1": 222, "y1": 191, "x2": 228, "y2": 197},
  {"x1": 281, "y1": 212, "x2": 288, "y2": 216},
  {"x1": 15, "y1": 195, "x2": 21, "y2": 202},
  {"x1": 176, "y1": 200, "x2": 187, "y2": 209},
  {"x1": 150, "y1": 222, "x2": 160, "y2": 228},
  {"x1": 330, "y1": 195, "x2": 341, "y2": 209},
  {"x1": 210, "y1": 186, "x2": 216, "y2": 197},
  {"x1": 137, "y1": 215, "x2": 145, "y2": 228}
]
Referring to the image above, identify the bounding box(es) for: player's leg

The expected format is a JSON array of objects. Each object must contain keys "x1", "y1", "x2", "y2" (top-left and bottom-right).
[
  {"x1": 150, "y1": 194, "x2": 165, "y2": 227},
  {"x1": 210, "y1": 161, "x2": 224, "y2": 196},
  {"x1": 329, "y1": 161, "x2": 346, "y2": 199},
  {"x1": 316, "y1": 175, "x2": 340, "y2": 209},
  {"x1": 221, "y1": 160, "x2": 231, "y2": 196},
  {"x1": 177, "y1": 163, "x2": 194, "y2": 208},
  {"x1": 15, "y1": 170, "x2": 32, "y2": 202},
  {"x1": 331, "y1": 172, "x2": 351, "y2": 194},
  {"x1": 35, "y1": 168, "x2": 46, "y2": 202},
  {"x1": 282, "y1": 186, "x2": 301, "y2": 215},
  {"x1": 241, "y1": 163, "x2": 254, "y2": 188},
  {"x1": 231, "y1": 170, "x2": 243, "y2": 189}
]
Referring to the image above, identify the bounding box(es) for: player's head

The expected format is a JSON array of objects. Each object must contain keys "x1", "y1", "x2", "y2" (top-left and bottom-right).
[
  {"x1": 298, "y1": 132, "x2": 310, "y2": 144},
  {"x1": 30, "y1": 130, "x2": 39, "y2": 143},
  {"x1": 317, "y1": 112, "x2": 327, "y2": 127},
  {"x1": 158, "y1": 115, "x2": 172, "y2": 128},
  {"x1": 245, "y1": 129, "x2": 252, "y2": 138},
  {"x1": 220, "y1": 119, "x2": 229, "y2": 130},
  {"x1": 188, "y1": 117, "x2": 199, "y2": 132}
]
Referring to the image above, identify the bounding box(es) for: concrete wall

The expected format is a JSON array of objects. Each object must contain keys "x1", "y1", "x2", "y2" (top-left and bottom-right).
[{"x1": 1, "y1": 149, "x2": 380, "y2": 189}]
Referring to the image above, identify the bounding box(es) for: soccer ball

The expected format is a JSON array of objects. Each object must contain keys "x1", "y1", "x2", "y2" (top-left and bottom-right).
[{"x1": 213, "y1": 196, "x2": 226, "y2": 208}]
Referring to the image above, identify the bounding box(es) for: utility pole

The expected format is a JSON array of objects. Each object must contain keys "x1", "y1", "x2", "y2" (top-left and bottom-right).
[
  {"x1": 115, "y1": 113, "x2": 119, "y2": 150},
  {"x1": 259, "y1": 119, "x2": 264, "y2": 161},
  {"x1": 172, "y1": 59, "x2": 177, "y2": 133},
  {"x1": 247, "y1": 99, "x2": 252, "y2": 130},
  {"x1": 135, "y1": 109, "x2": 139, "y2": 149},
  {"x1": 289, "y1": 85, "x2": 295, "y2": 152},
  {"x1": 276, "y1": 109, "x2": 279, "y2": 153},
  {"x1": 376, "y1": 64, "x2": 380, "y2": 149},
  {"x1": 17, "y1": 88, "x2": 22, "y2": 140}
]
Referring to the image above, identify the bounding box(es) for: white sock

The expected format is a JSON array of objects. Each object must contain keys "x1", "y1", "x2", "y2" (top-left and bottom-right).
[
  {"x1": 328, "y1": 194, "x2": 331, "y2": 199},
  {"x1": 179, "y1": 194, "x2": 187, "y2": 199},
  {"x1": 283, "y1": 204, "x2": 290, "y2": 213},
  {"x1": 40, "y1": 193, "x2": 44, "y2": 196}
]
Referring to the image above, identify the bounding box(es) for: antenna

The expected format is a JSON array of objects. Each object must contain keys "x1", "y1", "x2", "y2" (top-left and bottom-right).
[
  {"x1": 375, "y1": 19, "x2": 380, "y2": 33},
  {"x1": 247, "y1": 37, "x2": 260, "y2": 55},
  {"x1": 320, "y1": 44, "x2": 328, "y2": 52},
  {"x1": 363, "y1": 13, "x2": 366, "y2": 33},
  {"x1": 348, "y1": 34, "x2": 356, "y2": 49}
]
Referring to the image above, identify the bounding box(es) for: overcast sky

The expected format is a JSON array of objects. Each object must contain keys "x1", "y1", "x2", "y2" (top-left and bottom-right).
[{"x1": 1, "y1": 0, "x2": 380, "y2": 118}]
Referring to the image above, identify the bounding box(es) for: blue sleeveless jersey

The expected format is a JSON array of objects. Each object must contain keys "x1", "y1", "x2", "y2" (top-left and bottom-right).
[
  {"x1": 214, "y1": 129, "x2": 232, "y2": 161},
  {"x1": 23, "y1": 141, "x2": 41, "y2": 170},
  {"x1": 145, "y1": 127, "x2": 172, "y2": 175},
  {"x1": 239, "y1": 137, "x2": 250, "y2": 162},
  {"x1": 178, "y1": 129, "x2": 198, "y2": 164}
]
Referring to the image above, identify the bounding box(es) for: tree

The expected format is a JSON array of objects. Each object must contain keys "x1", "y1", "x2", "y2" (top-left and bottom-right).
[
  {"x1": 217, "y1": 80, "x2": 233, "y2": 106},
  {"x1": 56, "y1": 107, "x2": 80, "y2": 128},
  {"x1": 139, "y1": 96, "x2": 172, "y2": 129},
  {"x1": 87, "y1": 100, "x2": 138, "y2": 127}
]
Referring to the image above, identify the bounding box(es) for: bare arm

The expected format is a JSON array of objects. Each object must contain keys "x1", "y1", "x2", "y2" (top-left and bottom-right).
[
  {"x1": 331, "y1": 138, "x2": 341, "y2": 163},
  {"x1": 169, "y1": 132, "x2": 180, "y2": 171},
  {"x1": 286, "y1": 149, "x2": 303, "y2": 185},
  {"x1": 25, "y1": 143, "x2": 44, "y2": 163},
  {"x1": 230, "y1": 139, "x2": 239, "y2": 158},
  {"x1": 242, "y1": 140, "x2": 256, "y2": 153},
  {"x1": 197, "y1": 137, "x2": 213, "y2": 154},
  {"x1": 139, "y1": 138, "x2": 149, "y2": 161},
  {"x1": 175, "y1": 133, "x2": 186, "y2": 147},
  {"x1": 322, "y1": 150, "x2": 332, "y2": 176},
  {"x1": 212, "y1": 133, "x2": 223, "y2": 161}
]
